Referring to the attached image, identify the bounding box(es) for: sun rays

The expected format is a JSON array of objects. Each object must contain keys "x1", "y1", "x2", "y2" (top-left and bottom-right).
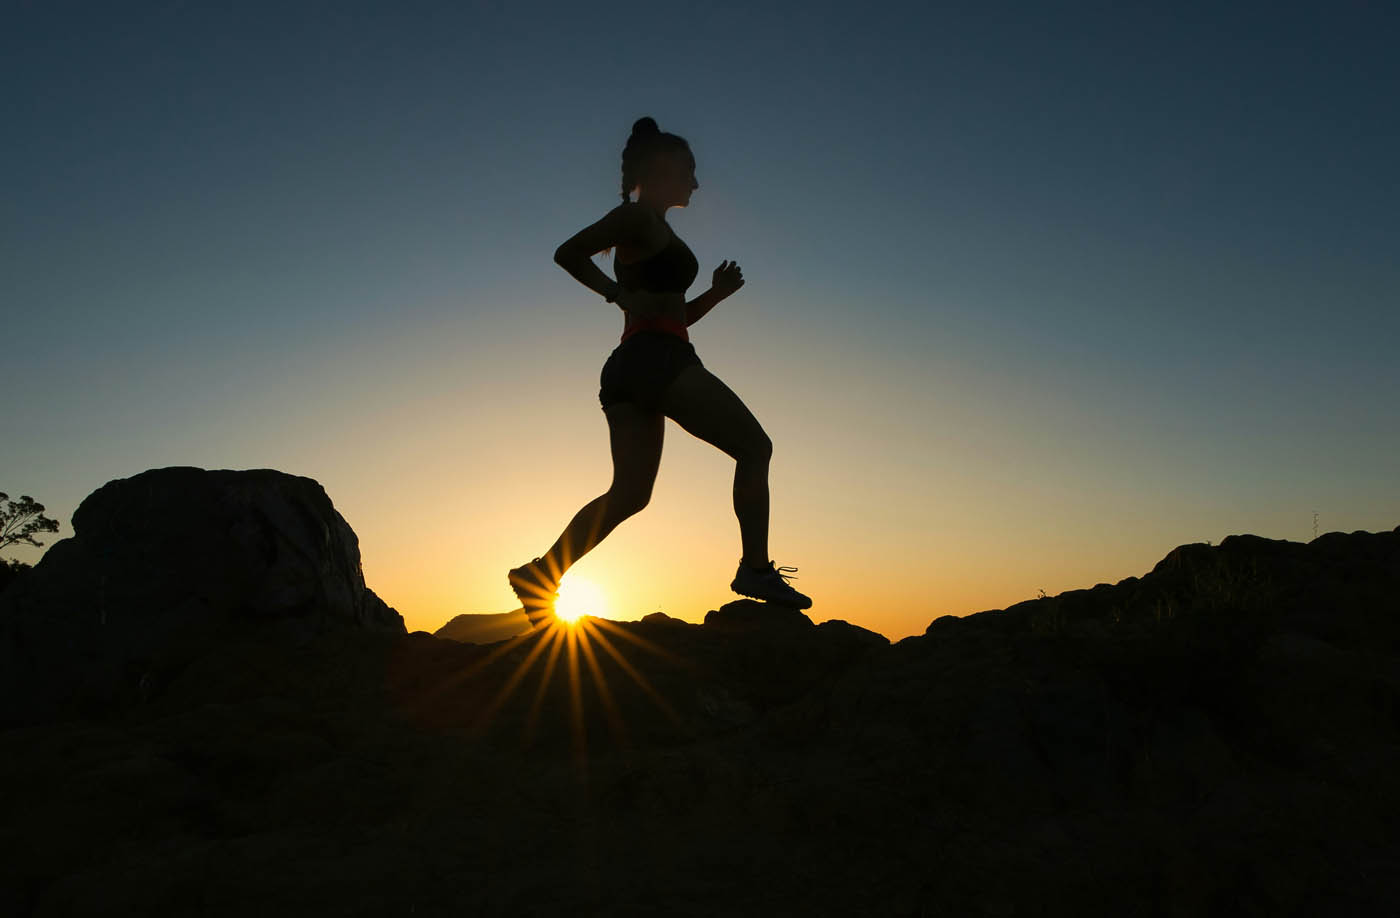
[
  {"x1": 554, "y1": 574, "x2": 607, "y2": 624},
  {"x1": 455, "y1": 606, "x2": 692, "y2": 766},
  {"x1": 400, "y1": 566, "x2": 708, "y2": 768}
]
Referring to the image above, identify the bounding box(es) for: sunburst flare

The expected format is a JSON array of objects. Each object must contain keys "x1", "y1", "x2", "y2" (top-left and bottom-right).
[{"x1": 555, "y1": 574, "x2": 607, "y2": 624}]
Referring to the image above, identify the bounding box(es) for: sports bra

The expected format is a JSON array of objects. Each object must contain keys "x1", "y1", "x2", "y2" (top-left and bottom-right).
[{"x1": 614, "y1": 219, "x2": 699, "y2": 295}]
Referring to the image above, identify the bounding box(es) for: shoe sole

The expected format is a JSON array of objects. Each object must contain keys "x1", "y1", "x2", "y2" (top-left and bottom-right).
[
  {"x1": 730, "y1": 580, "x2": 812, "y2": 610},
  {"x1": 515, "y1": 593, "x2": 557, "y2": 628}
]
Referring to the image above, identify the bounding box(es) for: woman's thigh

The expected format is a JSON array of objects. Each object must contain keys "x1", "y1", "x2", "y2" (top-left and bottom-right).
[
  {"x1": 603, "y1": 400, "x2": 665, "y2": 500},
  {"x1": 659, "y1": 364, "x2": 772, "y2": 461}
]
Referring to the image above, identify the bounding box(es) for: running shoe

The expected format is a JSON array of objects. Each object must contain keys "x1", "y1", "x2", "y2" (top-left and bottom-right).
[
  {"x1": 730, "y1": 559, "x2": 812, "y2": 609},
  {"x1": 508, "y1": 556, "x2": 559, "y2": 628}
]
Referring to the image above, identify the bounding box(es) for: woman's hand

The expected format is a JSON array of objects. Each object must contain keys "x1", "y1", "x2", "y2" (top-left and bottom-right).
[{"x1": 712, "y1": 260, "x2": 745, "y2": 299}]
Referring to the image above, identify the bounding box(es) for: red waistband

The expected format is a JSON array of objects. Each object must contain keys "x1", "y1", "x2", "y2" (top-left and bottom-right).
[{"x1": 620, "y1": 316, "x2": 689, "y2": 344}]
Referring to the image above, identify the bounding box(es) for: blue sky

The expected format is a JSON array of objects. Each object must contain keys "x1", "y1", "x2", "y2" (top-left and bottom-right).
[{"x1": 5, "y1": 1, "x2": 1397, "y2": 638}]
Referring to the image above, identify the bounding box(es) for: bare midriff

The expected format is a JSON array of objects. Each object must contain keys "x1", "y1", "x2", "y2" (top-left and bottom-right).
[{"x1": 617, "y1": 291, "x2": 689, "y2": 344}]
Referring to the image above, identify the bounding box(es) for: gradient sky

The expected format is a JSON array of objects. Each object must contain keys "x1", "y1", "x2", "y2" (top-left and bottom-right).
[{"x1": 5, "y1": 1, "x2": 1397, "y2": 640}]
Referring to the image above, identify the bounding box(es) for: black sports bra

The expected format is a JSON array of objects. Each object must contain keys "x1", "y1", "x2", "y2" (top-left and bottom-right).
[{"x1": 614, "y1": 219, "x2": 699, "y2": 294}]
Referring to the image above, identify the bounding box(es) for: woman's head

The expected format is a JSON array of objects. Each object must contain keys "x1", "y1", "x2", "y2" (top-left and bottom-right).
[{"x1": 621, "y1": 116, "x2": 698, "y2": 210}]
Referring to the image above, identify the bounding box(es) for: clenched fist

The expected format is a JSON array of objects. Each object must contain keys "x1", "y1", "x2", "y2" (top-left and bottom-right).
[{"x1": 713, "y1": 260, "x2": 744, "y2": 298}]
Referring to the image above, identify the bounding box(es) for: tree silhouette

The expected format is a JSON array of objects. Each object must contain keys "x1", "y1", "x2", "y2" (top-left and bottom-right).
[{"x1": 1, "y1": 492, "x2": 60, "y2": 554}]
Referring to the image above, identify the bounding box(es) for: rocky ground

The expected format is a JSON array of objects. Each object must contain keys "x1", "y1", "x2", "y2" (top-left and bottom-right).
[{"x1": 1, "y1": 468, "x2": 1397, "y2": 916}]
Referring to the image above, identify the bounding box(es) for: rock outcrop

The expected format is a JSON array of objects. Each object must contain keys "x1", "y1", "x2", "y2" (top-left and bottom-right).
[{"x1": 0, "y1": 466, "x2": 403, "y2": 725}]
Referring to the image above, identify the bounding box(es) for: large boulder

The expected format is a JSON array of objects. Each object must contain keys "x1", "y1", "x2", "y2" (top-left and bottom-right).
[{"x1": 0, "y1": 466, "x2": 403, "y2": 725}]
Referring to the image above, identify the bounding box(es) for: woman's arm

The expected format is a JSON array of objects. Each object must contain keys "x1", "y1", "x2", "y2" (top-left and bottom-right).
[
  {"x1": 555, "y1": 251, "x2": 624, "y2": 302},
  {"x1": 554, "y1": 203, "x2": 655, "y2": 302},
  {"x1": 685, "y1": 287, "x2": 724, "y2": 327},
  {"x1": 686, "y1": 261, "x2": 744, "y2": 326}
]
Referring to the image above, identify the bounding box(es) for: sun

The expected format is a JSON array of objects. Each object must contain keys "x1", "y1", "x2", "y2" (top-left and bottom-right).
[{"x1": 555, "y1": 574, "x2": 608, "y2": 624}]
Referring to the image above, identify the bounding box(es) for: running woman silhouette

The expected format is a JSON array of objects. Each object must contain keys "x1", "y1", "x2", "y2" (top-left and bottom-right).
[{"x1": 508, "y1": 117, "x2": 811, "y2": 627}]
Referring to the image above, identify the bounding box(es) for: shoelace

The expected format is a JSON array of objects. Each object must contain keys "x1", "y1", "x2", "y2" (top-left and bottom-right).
[{"x1": 769, "y1": 564, "x2": 799, "y2": 584}]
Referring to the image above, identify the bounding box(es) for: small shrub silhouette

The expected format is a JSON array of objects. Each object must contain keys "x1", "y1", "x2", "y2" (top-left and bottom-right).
[
  {"x1": 0, "y1": 492, "x2": 59, "y2": 595},
  {"x1": 1, "y1": 492, "x2": 60, "y2": 554}
]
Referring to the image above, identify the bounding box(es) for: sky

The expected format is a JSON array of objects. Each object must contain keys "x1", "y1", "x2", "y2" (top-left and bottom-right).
[{"x1": 4, "y1": 0, "x2": 1397, "y2": 641}]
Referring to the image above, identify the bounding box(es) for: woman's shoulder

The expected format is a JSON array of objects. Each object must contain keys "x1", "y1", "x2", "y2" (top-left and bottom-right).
[{"x1": 609, "y1": 201, "x2": 669, "y2": 252}]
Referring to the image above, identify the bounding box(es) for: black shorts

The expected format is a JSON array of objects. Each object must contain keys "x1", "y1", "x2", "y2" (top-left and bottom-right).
[{"x1": 598, "y1": 331, "x2": 704, "y2": 413}]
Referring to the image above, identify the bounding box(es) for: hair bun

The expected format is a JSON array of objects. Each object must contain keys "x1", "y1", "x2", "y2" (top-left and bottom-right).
[{"x1": 617, "y1": 118, "x2": 687, "y2": 208}]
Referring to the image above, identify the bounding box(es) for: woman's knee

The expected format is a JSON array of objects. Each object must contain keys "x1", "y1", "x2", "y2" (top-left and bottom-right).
[
  {"x1": 741, "y1": 431, "x2": 773, "y2": 463},
  {"x1": 604, "y1": 486, "x2": 651, "y2": 518}
]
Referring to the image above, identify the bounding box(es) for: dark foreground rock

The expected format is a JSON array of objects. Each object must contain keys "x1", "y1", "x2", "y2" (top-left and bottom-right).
[
  {"x1": 0, "y1": 467, "x2": 403, "y2": 726},
  {"x1": 1, "y1": 470, "x2": 1397, "y2": 915},
  {"x1": 0, "y1": 558, "x2": 32, "y2": 596}
]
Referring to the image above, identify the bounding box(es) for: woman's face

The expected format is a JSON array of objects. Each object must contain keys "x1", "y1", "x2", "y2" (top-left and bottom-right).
[{"x1": 643, "y1": 150, "x2": 698, "y2": 207}]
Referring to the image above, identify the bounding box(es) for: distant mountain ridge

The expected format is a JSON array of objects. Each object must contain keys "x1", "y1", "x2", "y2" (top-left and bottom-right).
[{"x1": 434, "y1": 609, "x2": 531, "y2": 644}]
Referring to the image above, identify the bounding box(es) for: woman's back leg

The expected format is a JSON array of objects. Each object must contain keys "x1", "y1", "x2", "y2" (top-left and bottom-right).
[{"x1": 530, "y1": 400, "x2": 665, "y2": 584}]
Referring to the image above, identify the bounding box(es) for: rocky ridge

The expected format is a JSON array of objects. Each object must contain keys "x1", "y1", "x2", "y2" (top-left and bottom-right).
[{"x1": 1, "y1": 467, "x2": 1396, "y2": 915}]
